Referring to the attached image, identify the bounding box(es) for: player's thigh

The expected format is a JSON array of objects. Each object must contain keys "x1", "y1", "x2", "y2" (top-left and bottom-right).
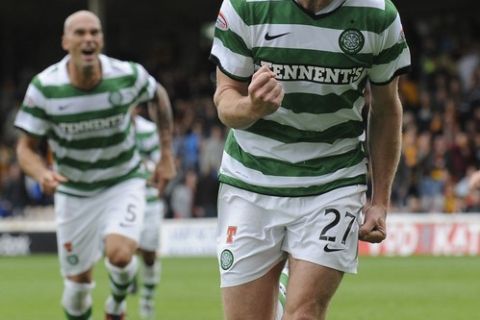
[
  {"x1": 285, "y1": 258, "x2": 343, "y2": 318},
  {"x1": 222, "y1": 260, "x2": 285, "y2": 320}
]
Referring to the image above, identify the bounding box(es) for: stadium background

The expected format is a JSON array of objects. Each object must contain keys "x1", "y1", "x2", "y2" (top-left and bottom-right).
[
  {"x1": 0, "y1": 0, "x2": 479, "y2": 250},
  {"x1": 0, "y1": 2, "x2": 479, "y2": 320}
]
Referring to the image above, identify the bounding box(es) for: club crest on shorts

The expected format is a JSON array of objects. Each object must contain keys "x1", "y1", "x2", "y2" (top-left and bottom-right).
[
  {"x1": 339, "y1": 29, "x2": 365, "y2": 54},
  {"x1": 67, "y1": 254, "x2": 79, "y2": 265},
  {"x1": 220, "y1": 249, "x2": 234, "y2": 270}
]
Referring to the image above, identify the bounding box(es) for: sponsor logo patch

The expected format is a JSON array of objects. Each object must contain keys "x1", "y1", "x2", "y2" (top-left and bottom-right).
[{"x1": 226, "y1": 226, "x2": 237, "y2": 244}]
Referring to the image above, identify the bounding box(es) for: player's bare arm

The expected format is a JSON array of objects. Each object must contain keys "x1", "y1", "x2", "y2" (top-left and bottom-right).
[
  {"x1": 148, "y1": 83, "x2": 176, "y2": 195},
  {"x1": 213, "y1": 65, "x2": 284, "y2": 129},
  {"x1": 16, "y1": 133, "x2": 67, "y2": 195},
  {"x1": 360, "y1": 77, "x2": 403, "y2": 243}
]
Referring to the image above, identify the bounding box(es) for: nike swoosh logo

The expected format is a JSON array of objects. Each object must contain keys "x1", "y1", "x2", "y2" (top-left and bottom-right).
[
  {"x1": 265, "y1": 32, "x2": 290, "y2": 41},
  {"x1": 324, "y1": 244, "x2": 344, "y2": 252}
]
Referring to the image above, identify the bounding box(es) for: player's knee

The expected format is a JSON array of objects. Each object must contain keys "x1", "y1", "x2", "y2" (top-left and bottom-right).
[
  {"x1": 285, "y1": 298, "x2": 329, "y2": 320},
  {"x1": 106, "y1": 248, "x2": 134, "y2": 267}
]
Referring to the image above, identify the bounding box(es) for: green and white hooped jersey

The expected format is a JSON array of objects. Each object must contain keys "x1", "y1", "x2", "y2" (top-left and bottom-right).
[
  {"x1": 210, "y1": 0, "x2": 410, "y2": 197},
  {"x1": 14, "y1": 54, "x2": 157, "y2": 197},
  {"x1": 134, "y1": 115, "x2": 161, "y2": 203}
]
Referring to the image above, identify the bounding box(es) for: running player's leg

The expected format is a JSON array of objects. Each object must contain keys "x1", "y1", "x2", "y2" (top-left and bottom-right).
[
  {"x1": 218, "y1": 184, "x2": 288, "y2": 320},
  {"x1": 137, "y1": 200, "x2": 163, "y2": 319},
  {"x1": 104, "y1": 234, "x2": 139, "y2": 317},
  {"x1": 103, "y1": 178, "x2": 146, "y2": 318},
  {"x1": 55, "y1": 193, "x2": 103, "y2": 320},
  {"x1": 222, "y1": 261, "x2": 285, "y2": 320},
  {"x1": 282, "y1": 186, "x2": 365, "y2": 319}
]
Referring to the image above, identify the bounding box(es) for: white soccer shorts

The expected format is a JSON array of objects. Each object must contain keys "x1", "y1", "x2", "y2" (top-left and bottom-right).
[
  {"x1": 55, "y1": 178, "x2": 146, "y2": 276},
  {"x1": 217, "y1": 183, "x2": 366, "y2": 287}
]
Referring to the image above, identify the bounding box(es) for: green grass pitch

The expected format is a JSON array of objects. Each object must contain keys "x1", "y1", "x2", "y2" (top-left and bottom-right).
[{"x1": 0, "y1": 255, "x2": 479, "y2": 319}]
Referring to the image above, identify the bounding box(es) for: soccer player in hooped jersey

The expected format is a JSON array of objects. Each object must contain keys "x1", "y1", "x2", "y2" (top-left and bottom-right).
[
  {"x1": 14, "y1": 11, "x2": 175, "y2": 320},
  {"x1": 132, "y1": 106, "x2": 165, "y2": 319},
  {"x1": 210, "y1": 0, "x2": 410, "y2": 319}
]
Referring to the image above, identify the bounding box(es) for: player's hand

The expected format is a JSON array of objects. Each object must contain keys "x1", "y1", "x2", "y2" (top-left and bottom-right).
[
  {"x1": 469, "y1": 171, "x2": 480, "y2": 190},
  {"x1": 359, "y1": 205, "x2": 387, "y2": 243},
  {"x1": 247, "y1": 65, "x2": 284, "y2": 119},
  {"x1": 38, "y1": 170, "x2": 68, "y2": 195},
  {"x1": 151, "y1": 152, "x2": 177, "y2": 196}
]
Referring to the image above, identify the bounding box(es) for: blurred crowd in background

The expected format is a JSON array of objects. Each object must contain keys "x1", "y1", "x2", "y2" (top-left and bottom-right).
[{"x1": 1, "y1": 14, "x2": 480, "y2": 218}]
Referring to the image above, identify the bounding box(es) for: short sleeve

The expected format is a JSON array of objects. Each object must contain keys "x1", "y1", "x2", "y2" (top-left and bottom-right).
[
  {"x1": 14, "y1": 79, "x2": 51, "y2": 137},
  {"x1": 368, "y1": 9, "x2": 411, "y2": 85},
  {"x1": 133, "y1": 63, "x2": 157, "y2": 104},
  {"x1": 209, "y1": 0, "x2": 254, "y2": 81}
]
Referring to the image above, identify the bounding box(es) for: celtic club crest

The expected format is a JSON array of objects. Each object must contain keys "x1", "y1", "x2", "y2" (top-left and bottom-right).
[
  {"x1": 339, "y1": 29, "x2": 365, "y2": 54},
  {"x1": 220, "y1": 249, "x2": 234, "y2": 270}
]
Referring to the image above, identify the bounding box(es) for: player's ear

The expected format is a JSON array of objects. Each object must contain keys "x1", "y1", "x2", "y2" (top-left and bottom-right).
[{"x1": 61, "y1": 34, "x2": 68, "y2": 51}]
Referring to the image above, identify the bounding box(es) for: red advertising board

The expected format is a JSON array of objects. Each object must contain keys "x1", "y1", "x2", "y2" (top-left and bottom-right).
[{"x1": 359, "y1": 214, "x2": 480, "y2": 256}]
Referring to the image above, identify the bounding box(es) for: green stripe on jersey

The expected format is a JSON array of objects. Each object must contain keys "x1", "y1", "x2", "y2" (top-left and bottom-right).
[
  {"x1": 219, "y1": 174, "x2": 366, "y2": 197},
  {"x1": 215, "y1": 29, "x2": 252, "y2": 57},
  {"x1": 55, "y1": 146, "x2": 137, "y2": 170},
  {"x1": 225, "y1": 134, "x2": 365, "y2": 177},
  {"x1": 374, "y1": 41, "x2": 408, "y2": 65},
  {"x1": 61, "y1": 164, "x2": 143, "y2": 191},
  {"x1": 282, "y1": 88, "x2": 364, "y2": 114},
  {"x1": 49, "y1": 104, "x2": 130, "y2": 123},
  {"x1": 48, "y1": 122, "x2": 132, "y2": 150},
  {"x1": 246, "y1": 119, "x2": 364, "y2": 144},
  {"x1": 19, "y1": 105, "x2": 48, "y2": 119},
  {"x1": 253, "y1": 47, "x2": 372, "y2": 68}
]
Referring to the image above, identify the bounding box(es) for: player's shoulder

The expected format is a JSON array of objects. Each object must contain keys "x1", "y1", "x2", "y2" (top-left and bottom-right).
[
  {"x1": 35, "y1": 56, "x2": 69, "y2": 87},
  {"x1": 100, "y1": 54, "x2": 142, "y2": 78},
  {"x1": 344, "y1": 0, "x2": 399, "y2": 16},
  {"x1": 344, "y1": 0, "x2": 399, "y2": 28}
]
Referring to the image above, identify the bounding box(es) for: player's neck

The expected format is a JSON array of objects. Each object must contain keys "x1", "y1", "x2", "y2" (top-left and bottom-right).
[
  {"x1": 67, "y1": 60, "x2": 102, "y2": 90},
  {"x1": 296, "y1": 0, "x2": 335, "y2": 13}
]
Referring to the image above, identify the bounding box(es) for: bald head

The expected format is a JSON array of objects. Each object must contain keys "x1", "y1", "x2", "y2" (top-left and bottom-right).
[
  {"x1": 64, "y1": 10, "x2": 101, "y2": 34},
  {"x1": 62, "y1": 10, "x2": 104, "y2": 73}
]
